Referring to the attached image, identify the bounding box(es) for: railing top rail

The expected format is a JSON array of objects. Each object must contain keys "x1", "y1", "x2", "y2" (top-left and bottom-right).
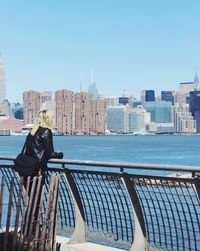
[{"x1": 0, "y1": 156, "x2": 200, "y2": 173}]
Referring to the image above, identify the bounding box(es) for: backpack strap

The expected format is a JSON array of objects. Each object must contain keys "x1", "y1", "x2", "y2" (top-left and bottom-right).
[
  {"x1": 21, "y1": 141, "x2": 26, "y2": 154},
  {"x1": 21, "y1": 133, "x2": 30, "y2": 154}
]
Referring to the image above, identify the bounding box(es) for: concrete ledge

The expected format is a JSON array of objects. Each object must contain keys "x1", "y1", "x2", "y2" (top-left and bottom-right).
[{"x1": 56, "y1": 236, "x2": 125, "y2": 251}]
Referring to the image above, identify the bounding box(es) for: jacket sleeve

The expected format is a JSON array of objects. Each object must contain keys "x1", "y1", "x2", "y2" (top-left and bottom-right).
[{"x1": 42, "y1": 129, "x2": 63, "y2": 159}]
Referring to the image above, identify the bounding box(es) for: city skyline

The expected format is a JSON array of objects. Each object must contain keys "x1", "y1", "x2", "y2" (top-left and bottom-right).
[
  {"x1": 1, "y1": 63, "x2": 200, "y2": 104},
  {"x1": 0, "y1": 1, "x2": 200, "y2": 102}
]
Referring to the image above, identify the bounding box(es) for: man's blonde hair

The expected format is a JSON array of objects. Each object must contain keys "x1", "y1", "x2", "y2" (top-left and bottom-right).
[{"x1": 31, "y1": 110, "x2": 53, "y2": 135}]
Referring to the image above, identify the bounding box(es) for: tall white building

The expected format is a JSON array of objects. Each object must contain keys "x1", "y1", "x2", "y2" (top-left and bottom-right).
[
  {"x1": 174, "y1": 104, "x2": 196, "y2": 133},
  {"x1": 105, "y1": 96, "x2": 119, "y2": 108},
  {"x1": 0, "y1": 59, "x2": 6, "y2": 103},
  {"x1": 129, "y1": 106, "x2": 150, "y2": 133}
]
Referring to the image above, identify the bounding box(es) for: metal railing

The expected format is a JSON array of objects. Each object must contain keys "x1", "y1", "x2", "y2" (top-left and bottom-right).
[{"x1": 0, "y1": 156, "x2": 199, "y2": 251}]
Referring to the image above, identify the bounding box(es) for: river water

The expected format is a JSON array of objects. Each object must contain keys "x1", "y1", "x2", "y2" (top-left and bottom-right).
[{"x1": 0, "y1": 135, "x2": 200, "y2": 166}]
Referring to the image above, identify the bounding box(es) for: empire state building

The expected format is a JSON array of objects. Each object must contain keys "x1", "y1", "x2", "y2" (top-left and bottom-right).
[{"x1": 0, "y1": 59, "x2": 5, "y2": 103}]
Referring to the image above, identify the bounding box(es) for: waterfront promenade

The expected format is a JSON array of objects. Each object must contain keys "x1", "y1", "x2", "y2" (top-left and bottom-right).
[
  {"x1": 0, "y1": 156, "x2": 199, "y2": 250},
  {"x1": 56, "y1": 235, "x2": 124, "y2": 251}
]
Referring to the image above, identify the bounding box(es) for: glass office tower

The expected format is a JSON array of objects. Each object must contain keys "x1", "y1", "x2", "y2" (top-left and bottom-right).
[{"x1": 189, "y1": 90, "x2": 200, "y2": 132}]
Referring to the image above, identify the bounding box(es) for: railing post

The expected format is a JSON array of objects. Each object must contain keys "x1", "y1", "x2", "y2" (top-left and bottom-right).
[
  {"x1": 194, "y1": 177, "x2": 200, "y2": 202},
  {"x1": 63, "y1": 169, "x2": 86, "y2": 243},
  {"x1": 121, "y1": 173, "x2": 147, "y2": 251}
]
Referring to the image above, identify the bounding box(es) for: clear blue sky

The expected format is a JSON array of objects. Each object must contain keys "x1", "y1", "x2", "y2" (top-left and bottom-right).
[{"x1": 0, "y1": 0, "x2": 200, "y2": 102}]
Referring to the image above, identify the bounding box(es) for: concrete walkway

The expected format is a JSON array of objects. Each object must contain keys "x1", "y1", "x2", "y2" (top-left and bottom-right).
[{"x1": 56, "y1": 236, "x2": 125, "y2": 251}]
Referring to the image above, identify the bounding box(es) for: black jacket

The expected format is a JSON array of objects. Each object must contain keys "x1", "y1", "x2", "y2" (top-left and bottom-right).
[{"x1": 25, "y1": 126, "x2": 63, "y2": 170}]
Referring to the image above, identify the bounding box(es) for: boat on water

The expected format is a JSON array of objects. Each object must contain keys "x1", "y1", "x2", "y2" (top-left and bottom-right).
[
  {"x1": 10, "y1": 124, "x2": 62, "y2": 136},
  {"x1": 9, "y1": 124, "x2": 33, "y2": 136},
  {"x1": 21, "y1": 124, "x2": 33, "y2": 135}
]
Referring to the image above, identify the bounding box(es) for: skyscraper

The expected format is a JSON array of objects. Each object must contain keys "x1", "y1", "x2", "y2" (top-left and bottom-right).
[
  {"x1": 161, "y1": 91, "x2": 174, "y2": 105},
  {"x1": 194, "y1": 72, "x2": 199, "y2": 86},
  {"x1": 175, "y1": 72, "x2": 200, "y2": 106},
  {"x1": 189, "y1": 90, "x2": 200, "y2": 132},
  {"x1": 55, "y1": 89, "x2": 75, "y2": 135},
  {"x1": 105, "y1": 96, "x2": 119, "y2": 108},
  {"x1": 144, "y1": 101, "x2": 173, "y2": 123},
  {"x1": 119, "y1": 89, "x2": 129, "y2": 106},
  {"x1": 106, "y1": 106, "x2": 129, "y2": 133},
  {"x1": 23, "y1": 90, "x2": 40, "y2": 125},
  {"x1": 129, "y1": 106, "x2": 150, "y2": 133},
  {"x1": 174, "y1": 104, "x2": 196, "y2": 133},
  {"x1": 75, "y1": 92, "x2": 91, "y2": 134},
  {"x1": 40, "y1": 91, "x2": 52, "y2": 106},
  {"x1": 145, "y1": 90, "x2": 155, "y2": 101},
  {"x1": 88, "y1": 70, "x2": 98, "y2": 100},
  {"x1": 88, "y1": 82, "x2": 98, "y2": 100},
  {"x1": 90, "y1": 97, "x2": 106, "y2": 134},
  {"x1": 141, "y1": 90, "x2": 155, "y2": 106},
  {"x1": 0, "y1": 59, "x2": 6, "y2": 103}
]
